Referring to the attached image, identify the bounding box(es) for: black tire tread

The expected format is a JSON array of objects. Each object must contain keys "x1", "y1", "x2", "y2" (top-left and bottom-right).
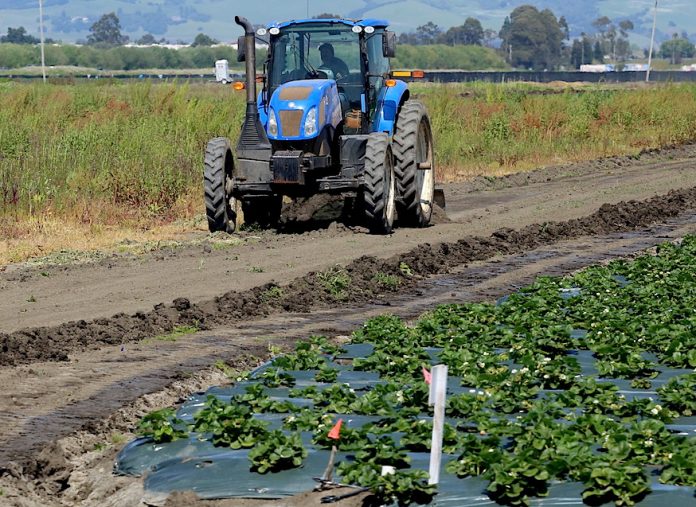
[
  {"x1": 204, "y1": 137, "x2": 235, "y2": 233},
  {"x1": 362, "y1": 133, "x2": 394, "y2": 234},
  {"x1": 393, "y1": 100, "x2": 434, "y2": 227}
]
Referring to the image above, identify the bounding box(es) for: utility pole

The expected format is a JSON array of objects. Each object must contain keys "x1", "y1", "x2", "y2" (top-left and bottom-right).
[
  {"x1": 306, "y1": 0, "x2": 310, "y2": 18},
  {"x1": 646, "y1": 0, "x2": 658, "y2": 82},
  {"x1": 39, "y1": 0, "x2": 46, "y2": 83}
]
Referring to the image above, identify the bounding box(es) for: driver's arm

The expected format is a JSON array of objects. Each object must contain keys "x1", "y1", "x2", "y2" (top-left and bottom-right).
[{"x1": 335, "y1": 59, "x2": 349, "y2": 80}]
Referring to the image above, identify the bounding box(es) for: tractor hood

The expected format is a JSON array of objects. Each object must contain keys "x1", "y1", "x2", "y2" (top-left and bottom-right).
[{"x1": 266, "y1": 80, "x2": 342, "y2": 141}]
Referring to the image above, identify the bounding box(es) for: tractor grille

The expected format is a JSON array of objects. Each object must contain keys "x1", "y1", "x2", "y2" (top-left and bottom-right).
[
  {"x1": 279, "y1": 87, "x2": 312, "y2": 101},
  {"x1": 279, "y1": 110, "x2": 303, "y2": 137}
]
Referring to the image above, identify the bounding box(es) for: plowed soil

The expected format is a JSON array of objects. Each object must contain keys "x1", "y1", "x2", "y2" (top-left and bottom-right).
[{"x1": 0, "y1": 143, "x2": 695, "y2": 506}]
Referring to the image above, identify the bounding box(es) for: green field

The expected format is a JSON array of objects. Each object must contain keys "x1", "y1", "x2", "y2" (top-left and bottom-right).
[{"x1": 2, "y1": 81, "x2": 696, "y2": 263}]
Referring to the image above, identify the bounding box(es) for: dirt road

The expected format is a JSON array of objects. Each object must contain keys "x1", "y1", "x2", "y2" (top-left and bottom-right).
[
  {"x1": 0, "y1": 143, "x2": 695, "y2": 506},
  {"x1": 1, "y1": 143, "x2": 695, "y2": 333}
]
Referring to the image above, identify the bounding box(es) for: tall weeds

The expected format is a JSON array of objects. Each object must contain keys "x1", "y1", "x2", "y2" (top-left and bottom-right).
[
  {"x1": 2, "y1": 81, "x2": 696, "y2": 249},
  {"x1": 417, "y1": 82, "x2": 696, "y2": 179},
  {"x1": 0, "y1": 81, "x2": 243, "y2": 230}
]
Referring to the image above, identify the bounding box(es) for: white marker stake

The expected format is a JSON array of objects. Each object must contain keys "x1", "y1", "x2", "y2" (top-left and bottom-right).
[{"x1": 428, "y1": 364, "x2": 448, "y2": 485}]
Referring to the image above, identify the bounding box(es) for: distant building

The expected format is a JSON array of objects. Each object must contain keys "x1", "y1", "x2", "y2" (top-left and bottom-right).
[
  {"x1": 623, "y1": 63, "x2": 649, "y2": 72},
  {"x1": 580, "y1": 64, "x2": 615, "y2": 73}
]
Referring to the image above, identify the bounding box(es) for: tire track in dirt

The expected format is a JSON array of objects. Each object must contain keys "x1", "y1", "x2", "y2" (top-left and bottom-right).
[{"x1": 2, "y1": 186, "x2": 696, "y2": 367}]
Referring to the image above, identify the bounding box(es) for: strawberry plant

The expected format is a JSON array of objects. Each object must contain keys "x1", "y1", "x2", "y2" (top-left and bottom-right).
[
  {"x1": 581, "y1": 460, "x2": 650, "y2": 506},
  {"x1": 314, "y1": 365, "x2": 339, "y2": 383},
  {"x1": 248, "y1": 430, "x2": 307, "y2": 474},
  {"x1": 271, "y1": 340, "x2": 326, "y2": 370},
  {"x1": 307, "y1": 334, "x2": 345, "y2": 356},
  {"x1": 290, "y1": 384, "x2": 357, "y2": 413},
  {"x1": 337, "y1": 461, "x2": 436, "y2": 506},
  {"x1": 484, "y1": 450, "x2": 550, "y2": 506},
  {"x1": 312, "y1": 423, "x2": 368, "y2": 451},
  {"x1": 138, "y1": 408, "x2": 187, "y2": 443},
  {"x1": 602, "y1": 419, "x2": 674, "y2": 463},
  {"x1": 258, "y1": 367, "x2": 296, "y2": 387},
  {"x1": 555, "y1": 377, "x2": 623, "y2": 414},
  {"x1": 400, "y1": 419, "x2": 459, "y2": 453},
  {"x1": 660, "y1": 437, "x2": 696, "y2": 486},
  {"x1": 657, "y1": 373, "x2": 696, "y2": 416},
  {"x1": 350, "y1": 383, "x2": 402, "y2": 416},
  {"x1": 353, "y1": 351, "x2": 427, "y2": 380},
  {"x1": 352, "y1": 314, "x2": 412, "y2": 344},
  {"x1": 446, "y1": 392, "x2": 487, "y2": 418},
  {"x1": 233, "y1": 383, "x2": 270, "y2": 409},
  {"x1": 352, "y1": 435, "x2": 411, "y2": 468},
  {"x1": 193, "y1": 396, "x2": 269, "y2": 449},
  {"x1": 283, "y1": 409, "x2": 333, "y2": 432},
  {"x1": 446, "y1": 434, "x2": 503, "y2": 477}
]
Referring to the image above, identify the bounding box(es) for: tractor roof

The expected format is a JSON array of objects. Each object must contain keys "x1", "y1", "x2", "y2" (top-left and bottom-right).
[{"x1": 266, "y1": 18, "x2": 389, "y2": 30}]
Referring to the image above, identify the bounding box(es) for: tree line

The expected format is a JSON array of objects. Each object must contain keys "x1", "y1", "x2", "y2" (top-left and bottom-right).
[
  {"x1": 2, "y1": 7, "x2": 695, "y2": 72},
  {"x1": 394, "y1": 5, "x2": 696, "y2": 70}
]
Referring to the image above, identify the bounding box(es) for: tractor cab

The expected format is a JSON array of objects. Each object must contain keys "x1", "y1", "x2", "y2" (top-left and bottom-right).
[{"x1": 262, "y1": 19, "x2": 393, "y2": 130}]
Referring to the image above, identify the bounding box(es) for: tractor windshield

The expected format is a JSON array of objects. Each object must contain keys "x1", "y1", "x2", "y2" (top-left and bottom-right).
[{"x1": 268, "y1": 23, "x2": 362, "y2": 96}]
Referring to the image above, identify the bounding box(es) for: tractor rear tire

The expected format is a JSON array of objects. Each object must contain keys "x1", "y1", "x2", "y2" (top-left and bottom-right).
[
  {"x1": 362, "y1": 133, "x2": 396, "y2": 234},
  {"x1": 393, "y1": 100, "x2": 435, "y2": 227},
  {"x1": 204, "y1": 137, "x2": 236, "y2": 234},
  {"x1": 241, "y1": 195, "x2": 282, "y2": 229}
]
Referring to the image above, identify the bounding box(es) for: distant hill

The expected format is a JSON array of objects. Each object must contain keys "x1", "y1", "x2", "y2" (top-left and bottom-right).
[{"x1": 1, "y1": 0, "x2": 694, "y2": 47}]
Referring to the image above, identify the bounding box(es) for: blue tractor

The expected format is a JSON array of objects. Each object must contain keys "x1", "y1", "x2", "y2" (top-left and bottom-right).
[{"x1": 204, "y1": 16, "x2": 435, "y2": 234}]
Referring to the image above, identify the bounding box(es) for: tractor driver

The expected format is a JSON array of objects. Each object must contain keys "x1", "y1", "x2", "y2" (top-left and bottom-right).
[{"x1": 318, "y1": 43, "x2": 349, "y2": 80}]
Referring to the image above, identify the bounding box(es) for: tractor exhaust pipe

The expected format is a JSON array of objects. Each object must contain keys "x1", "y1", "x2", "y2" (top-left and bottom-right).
[
  {"x1": 234, "y1": 16, "x2": 271, "y2": 154},
  {"x1": 235, "y1": 16, "x2": 257, "y2": 107}
]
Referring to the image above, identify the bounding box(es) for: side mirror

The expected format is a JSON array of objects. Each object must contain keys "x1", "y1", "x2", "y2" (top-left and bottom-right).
[
  {"x1": 237, "y1": 35, "x2": 246, "y2": 62},
  {"x1": 382, "y1": 31, "x2": 396, "y2": 58}
]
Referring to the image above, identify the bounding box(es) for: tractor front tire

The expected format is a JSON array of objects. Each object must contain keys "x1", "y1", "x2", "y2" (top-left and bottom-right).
[
  {"x1": 204, "y1": 137, "x2": 236, "y2": 234},
  {"x1": 393, "y1": 100, "x2": 435, "y2": 227},
  {"x1": 362, "y1": 133, "x2": 396, "y2": 234},
  {"x1": 241, "y1": 195, "x2": 282, "y2": 229}
]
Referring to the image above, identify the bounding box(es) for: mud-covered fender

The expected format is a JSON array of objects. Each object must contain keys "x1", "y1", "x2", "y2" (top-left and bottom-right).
[
  {"x1": 266, "y1": 80, "x2": 341, "y2": 141},
  {"x1": 372, "y1": 80, "x2": 409, "y2": 135}
]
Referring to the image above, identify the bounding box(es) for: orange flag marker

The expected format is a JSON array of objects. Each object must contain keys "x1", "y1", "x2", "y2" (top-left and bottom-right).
[
  {"x1": 422, "y1": 366, "x2": 432, "y2": 385},
  {"x1": 328, "y1": 419, "x2": 343, "y2": 440}
]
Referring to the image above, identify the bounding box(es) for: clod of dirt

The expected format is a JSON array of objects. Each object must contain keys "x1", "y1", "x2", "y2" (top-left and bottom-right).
[
  {"x1": 279, "y1": 195, "x2": 346, "y2": 232},
  {"x1": 430, "y1": 204, "x2": 450, "y2": 224},
  {"x1": 22, "y1": 441, "x2": 73, "y2": 495}
]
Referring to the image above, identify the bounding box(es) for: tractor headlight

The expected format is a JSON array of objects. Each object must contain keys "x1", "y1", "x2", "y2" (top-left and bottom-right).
[
  {"x1": 304, "y1": 107, "x2": 317, "y2": 137},
  {"x1": 268, "y1": 108, "x2": 278, "y2": 137}
]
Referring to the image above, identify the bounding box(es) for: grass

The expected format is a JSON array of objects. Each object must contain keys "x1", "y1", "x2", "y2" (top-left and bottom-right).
[
  {"x1": 414, "y1": 81, "x2": 696, "y2": 179},
  {"x1": 399, "y1": 262, "x2": 414, "y2": 277},
  {"x1": 318, "y1": 266, "x2": 352, "y2": 300},
  {"x1": 145, "y1": 324, "x2": 200, "y2": 343},
  {"x1": 213, "y1": 359, "x2": 237, "y2": 378},
  {"x1": 3, "y1": 81, "x2": 696, "y2": 265},
  {"x1": 373, "y1": 272, "x2": 401, "y2": 288},
  {"x1": 111, "y1": 433, "x2": 127, "y2": 444},
  {"x1": 261, "y1": 286, "x2": 284, "y2": 302}
]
